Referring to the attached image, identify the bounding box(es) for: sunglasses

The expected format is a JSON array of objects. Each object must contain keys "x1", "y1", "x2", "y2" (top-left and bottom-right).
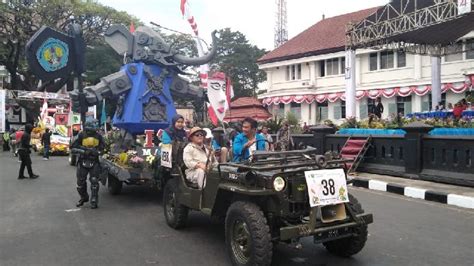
[{"x1": 193, "y1": 133, "x2": 205, "y2": 137}]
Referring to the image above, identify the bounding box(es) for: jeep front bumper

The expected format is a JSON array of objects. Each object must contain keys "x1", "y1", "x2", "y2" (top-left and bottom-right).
[{"x1": 279, "y1": 213, "x2": 373, "y2": 242}]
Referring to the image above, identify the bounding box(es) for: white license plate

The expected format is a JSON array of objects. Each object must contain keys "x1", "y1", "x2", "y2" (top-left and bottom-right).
[{"x1": 304, "y1": 168, "x2": 349, "y2": 207}]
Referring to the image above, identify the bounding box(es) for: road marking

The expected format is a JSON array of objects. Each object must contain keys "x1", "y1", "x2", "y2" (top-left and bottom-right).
[
  {"x1": 350, "y1": 187, "x2": 474, "y2": 214},
  {"x1": 65, "y1": 208, "x2": 81, "y2": 212},
  {"x1": 368, "y1": 180, "x2": 387, "y2": 191},
  {"x1": 447, "y1": 194, "x2": 474, "y2": 209},
  {"x1": 404, "y1": 187, "x2": 426, "y2": 199}
]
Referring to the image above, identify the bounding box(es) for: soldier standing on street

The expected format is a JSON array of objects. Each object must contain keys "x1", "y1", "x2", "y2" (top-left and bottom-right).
[
  {"x1": 71, "y1": 120, "x2": 105, "y2": 209},
  {"x1": 17, "y1": 124, "x2": 39, "y2": 179}
]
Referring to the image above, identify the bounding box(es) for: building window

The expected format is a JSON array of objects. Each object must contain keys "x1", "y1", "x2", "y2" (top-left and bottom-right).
[
  {"x1": 396, "y1": 96, "x2": 412, "y2": 115},
  {"x1": 369, "y1": 53, "x2": 378, "y2": 71},
  {"x1": 279, "y1": 103, "x2": 285, "y2": 117},
  {"x1": 428, "y1": 93, "x2": 447, "y2": 110},
  {"x1": 290, "y1": 102, "x2": 301, "y2": 120},
  {"x1": 325, "y1": 57, "x2": 345, "y2": 76},
  {"x1": 397, "y1": 51, "x2": 406, "y2": 67},
  {"x1": 367, "y1": 98, "x2": 376, "y2": 115},
  {"x1": 319, "y1": 61, "x2": 326, "y2": 77},
  {"x1": 380, "y1": 51, "x2": 394, "y2": 69},
  {"x1": 317, "y1": 101, "x2": 328, "y2": 122},
  {"x1": 340, "y1": 57, "x2": 346, "y2": 74},
  {"x1": 466, "y1": 39, "x2": 474, "y2": 59},
  {"x1": 326, "y1": 58, "x2": 339, "y2": 76},
  {"x1": 445, "y1": 42, "x2": 463, "y2": 62},
  {"x1": 286, "y1": 64, "x2": 302, "y2": 80},
  {"x1": 341, "y1": 100, "x2": 346, "y2": 119}
]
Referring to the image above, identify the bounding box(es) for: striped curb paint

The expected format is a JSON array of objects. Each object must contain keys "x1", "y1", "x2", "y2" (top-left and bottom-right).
[{"x1": 350, "y1": 178, "x2": 474, "y2": 209}]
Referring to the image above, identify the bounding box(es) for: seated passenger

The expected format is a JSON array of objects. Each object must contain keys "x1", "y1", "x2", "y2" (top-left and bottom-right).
[
  {"x1": 183, "y1": 127, "x2": 217, "y2": 189},
  {"x1": 232, "y1": 117, "x2": 266, "y2": 162},
  {"x1": 162, "y1": 114, "x2": 187, "y2": 144},
  {"x1": 211, "y1": 127, "x2": 229, "y2": 163}
]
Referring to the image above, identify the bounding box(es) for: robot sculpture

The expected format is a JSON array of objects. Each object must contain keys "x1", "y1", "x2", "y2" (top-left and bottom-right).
[{"x1": 70, "y1": 25, "x2": 217, "y2": 134}]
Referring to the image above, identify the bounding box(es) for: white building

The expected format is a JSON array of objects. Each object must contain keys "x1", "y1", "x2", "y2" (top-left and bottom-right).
[{"x1": 258, "y1": 7, "x2": 474, "y2": 125}]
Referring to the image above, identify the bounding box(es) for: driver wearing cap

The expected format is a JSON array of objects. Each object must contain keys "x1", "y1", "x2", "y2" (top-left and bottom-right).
[{"x1": 183, "y1": 127, "x2": 217, "y2": 189}]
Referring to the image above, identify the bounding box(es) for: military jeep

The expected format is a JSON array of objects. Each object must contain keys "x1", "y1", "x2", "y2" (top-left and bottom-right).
[{"x1": 163, "y1": 148, "x2": 373, "y2": 266}]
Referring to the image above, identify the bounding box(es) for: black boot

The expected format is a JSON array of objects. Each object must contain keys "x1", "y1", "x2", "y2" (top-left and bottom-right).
[
  {"x1": 76, "y1": 198, "x2": 89, "y2": 207},
  {"x1": 90, "y1": 200, "x2": 98, "y2": 209},
  {"x1": 30, "y1": 174, "x2": 39, "y2": 179},
  {"x1": 18, "y1": 176, "x2": 26, "y2": 179}
]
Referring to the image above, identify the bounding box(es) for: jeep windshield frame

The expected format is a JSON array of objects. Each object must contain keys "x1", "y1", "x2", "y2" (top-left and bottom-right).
[{"x1": 219, "y1": 149, "x2": 352, "y2": 172}]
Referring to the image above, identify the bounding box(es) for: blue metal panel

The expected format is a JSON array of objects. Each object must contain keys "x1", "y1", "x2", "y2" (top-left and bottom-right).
[{"x1": 112, "y1": 63, "x2": 176, "y2": 134}]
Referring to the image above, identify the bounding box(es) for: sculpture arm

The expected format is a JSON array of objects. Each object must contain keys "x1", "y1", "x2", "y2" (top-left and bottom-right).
[{"x1": 70, "y1": 70, "x2": 132, "y2": 111}]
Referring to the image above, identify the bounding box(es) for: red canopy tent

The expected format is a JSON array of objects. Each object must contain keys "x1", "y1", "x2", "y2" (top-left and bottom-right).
[{"x1": 224, "y1": 97, "x2": 272, "y2": 122}]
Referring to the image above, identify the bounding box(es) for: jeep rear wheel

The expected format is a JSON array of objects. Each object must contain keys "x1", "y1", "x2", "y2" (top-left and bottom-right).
[
  {"x1": 225, "y1": 201, "x2": 272, "y2": 266},
  {"x1": 107, "y1": 175, "x2": 123, "y2": 195},
  {"x1": 323, "y1": 194, "x2": 368, "y2": 257},
  {"x1": 163, "y1": 179, "x2": 188, "y2": 229}
]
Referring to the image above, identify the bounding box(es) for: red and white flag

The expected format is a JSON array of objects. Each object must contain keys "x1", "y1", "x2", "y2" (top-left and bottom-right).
[{"x1": 40, "y1": 98, "x2": 48, "y2": 120}]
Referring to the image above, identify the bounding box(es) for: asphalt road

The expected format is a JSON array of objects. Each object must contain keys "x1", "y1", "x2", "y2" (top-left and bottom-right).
[{"x1": 0, "y1": 151, "x2": 473, "y2": 266}]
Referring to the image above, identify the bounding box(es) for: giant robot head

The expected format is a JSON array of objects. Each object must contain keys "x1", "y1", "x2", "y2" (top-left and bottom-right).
[{"x1": 104, "y1": 24, "x2": 217, "y2": 71}]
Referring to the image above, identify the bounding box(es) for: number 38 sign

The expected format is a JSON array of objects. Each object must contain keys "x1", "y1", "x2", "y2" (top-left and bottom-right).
[
  {"x1": 160, "y1": 144, "x2": 172, "y2": 168},
  {"x1": 304, "y1": 168, "x2": 349, "y2": 207}
]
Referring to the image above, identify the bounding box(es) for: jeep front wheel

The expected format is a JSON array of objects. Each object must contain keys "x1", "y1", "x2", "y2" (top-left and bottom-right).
[
  {"x1": 323, "y1": 194, "x2": 368, "y2": 257},
  {"x1": 225, "y1": 201, "x2": 272, "y2": 266},
  {"x1": 107, "y1": 175, "x2": 123, "y2": 195},
  {"x1": 163, "y1": 179, "x2": 188, "y2": 229}
]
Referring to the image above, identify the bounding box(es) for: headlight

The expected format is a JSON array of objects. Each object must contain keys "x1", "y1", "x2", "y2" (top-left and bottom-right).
[{"x1": 273, "y1": 176, "x2": 286, "y2": 192}]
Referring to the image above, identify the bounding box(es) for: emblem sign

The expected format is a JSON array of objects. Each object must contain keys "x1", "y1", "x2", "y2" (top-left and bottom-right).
[{"x1": 36, "y1": 38, "x2": 69, "y2": 72}]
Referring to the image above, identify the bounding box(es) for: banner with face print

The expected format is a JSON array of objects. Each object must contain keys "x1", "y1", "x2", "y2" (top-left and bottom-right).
[{"x1": 207, "y1": 72, "x2": 229, "y2": 123}]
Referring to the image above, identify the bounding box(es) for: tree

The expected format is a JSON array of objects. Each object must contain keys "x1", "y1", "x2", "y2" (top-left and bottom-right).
[
  {"x1": 0, "y1": 0, "x2": 138, "y2": 119},
  {"x1": 210, "y1": 28, "x2": 267, "y2": 97}
]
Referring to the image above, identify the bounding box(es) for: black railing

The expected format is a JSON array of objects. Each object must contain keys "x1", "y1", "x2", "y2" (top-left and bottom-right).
[{"x1": 289, "y1": 125, "x2": 474, "y2": 187}]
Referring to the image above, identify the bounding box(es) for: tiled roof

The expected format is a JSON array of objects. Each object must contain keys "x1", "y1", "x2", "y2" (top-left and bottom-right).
[
  {"x1": 258, "y1": 7, "x2": 380, "y2": 64},
  {"x1": 230, "y1": 97, "x2": 265, "y2": 108},
  {"x1": 224, "y1": 97, "x2": 272, "y2": 122}
]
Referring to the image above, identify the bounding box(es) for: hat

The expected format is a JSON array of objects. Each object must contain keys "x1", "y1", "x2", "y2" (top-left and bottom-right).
[
  {"x1": 203, "y1": 128, "x2": 213, "y2": 139},
  {"x1": 188, "y1": 127, "x2": 206, "y2": 139}
]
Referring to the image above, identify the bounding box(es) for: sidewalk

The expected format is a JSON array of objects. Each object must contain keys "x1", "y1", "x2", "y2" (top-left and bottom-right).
[{"x1": 349, "y1": 172, "x2": 474, "y2": 209}]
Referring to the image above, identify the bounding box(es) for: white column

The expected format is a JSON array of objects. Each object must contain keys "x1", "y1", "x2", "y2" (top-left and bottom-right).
[
  {"x1": 414, "y1": 54, "x2": 422, "y2": 80},
  {"x1": 345, "y1": 49, "x2": 356, "y2": 118},
  {"x1": 309, "y1": 62, "x2": 316, "y2": 87},
  {"x1": 431, "y1": 56, "x2": 441, "y2": 110},
  {"x1": 412, "y1": 94, "x2": 423, "y2": 113}
]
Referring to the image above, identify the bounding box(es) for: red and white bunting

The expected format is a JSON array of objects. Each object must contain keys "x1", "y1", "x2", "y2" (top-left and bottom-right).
[
  {"x1": 413, "y1": 85, "x2": 430, "y2": 96},
  {"x1": 316, "y1": 94, "x2": 327, "y2": 103},
  {"x1": 262, "y1": 75, "x2": 474, "y2": 105},
  {"x1": 397, "y1": 87, "x2": 412, "y2": 97},
  {"x1": 355, "y1": 90, "x2": 367, "y2": 100},
  {"x1": 327, "y1": 93, "x2": 341, "y2": 103},
  {"x1": 293, "y1": 95, "x2": 306, "y2": 103},
  {"x1": 367, "y1": 89, "x2": 382, "y2": 99},
  {"x1": 381, "y1": 88, "x2": 397, "y2": 98}
]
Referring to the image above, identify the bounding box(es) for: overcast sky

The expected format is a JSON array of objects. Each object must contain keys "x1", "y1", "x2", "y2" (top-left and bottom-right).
[{"x1": 98, "y1": 0, "x2": 389, "y2": 51}]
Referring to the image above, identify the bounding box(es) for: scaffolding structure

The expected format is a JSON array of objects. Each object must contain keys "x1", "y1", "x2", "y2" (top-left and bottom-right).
[
  {"x1": 347, "y1": 0, "x2": 474, "y2": 56},
  {"x1": 343, "y1": 0, "x2": 474, "y2": 116},
  {"x1": 274, "y1": 0, "x2": 288, "y2": 48}
]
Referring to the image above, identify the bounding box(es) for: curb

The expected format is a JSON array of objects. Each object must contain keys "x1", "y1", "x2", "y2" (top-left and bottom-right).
[{"x1": 351, "y1": 178, "x2": 474, "y2": 209}]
